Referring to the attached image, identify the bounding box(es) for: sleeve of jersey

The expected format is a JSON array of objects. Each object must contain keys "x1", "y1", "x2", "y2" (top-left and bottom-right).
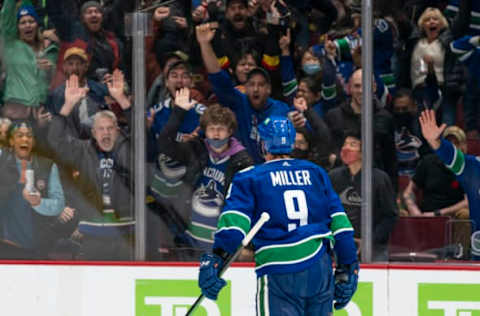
[
  {"x1": 334, "y1": 36, "x2": 353, "y2": 62},
  {"x1": 208, "y1": 70, "x2": 243, "y2": 111},
  {"x1": 323, "y1": 171, "x2": 358, "y2": 264},
  {"x1": 213, "y1": 169, "x2": 254, "y2": 255},
  {"x1": 375, "y1": 72, "x2": 390, "y2": 107},
  {"x1": 212, "y1": 31, "x2": 231, "y2": 70},
  {"x1": 261, "y1": 26, "x2": 281, "y2": 71},
  {"x1": 450, "y1": 35, "x2": 479, "y2": 57},
  {"x1": 436, "y1": 138, "x2": 466, "y2": 177},
  {"x1": 321, "y1": 57, "x2": 338, "y2": 105},
  {"x1": 280, "y1": 55, "x2": 298, "y2": 102}
]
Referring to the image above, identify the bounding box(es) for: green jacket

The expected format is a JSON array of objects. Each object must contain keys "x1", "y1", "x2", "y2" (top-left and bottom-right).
[{"x1": 0, "y1": 0, "x2": 58, "y2": 107}]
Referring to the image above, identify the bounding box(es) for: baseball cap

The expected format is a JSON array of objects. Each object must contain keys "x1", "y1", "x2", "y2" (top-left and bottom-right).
[
  {"x1": 64, "y1": 46, "x2": 89, "y2": 62},
  {"x1": 246, "y1": 67, "x2": 271, "y2": 85}
]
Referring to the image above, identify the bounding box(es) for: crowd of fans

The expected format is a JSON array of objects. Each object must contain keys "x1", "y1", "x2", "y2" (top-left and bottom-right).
[{"x1": 0, "y1": 0, "x2": 478, "y2": 262}]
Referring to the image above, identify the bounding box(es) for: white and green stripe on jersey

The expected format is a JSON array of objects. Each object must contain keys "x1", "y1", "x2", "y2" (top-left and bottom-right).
[
  {"x1": 216, "y1": 210, "x2": 252, "y2": 239},
  {"x1": 217, "y1": 210, "x2": 353, "y2": 270},
  {"x1": 447, "y1": 146, "x2": 466, "y2": 176},
  {"x1": 186, "y1": 221, "x2": 217, "y2": 243}
]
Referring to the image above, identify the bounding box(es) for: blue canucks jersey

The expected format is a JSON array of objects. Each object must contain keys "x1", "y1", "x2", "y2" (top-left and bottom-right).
[
  {"x1": 213, "y1": 158, "x2": 356, "y2": 277},
  {"x1": 335, "y1": 18, "x2": 395, "y2": 92},
  {"x1": 185, "y1": 154, "x2": 229, "y2": 250},
  {"x1": 149, "y1": 98, "x2": 206, "y2": 198}
]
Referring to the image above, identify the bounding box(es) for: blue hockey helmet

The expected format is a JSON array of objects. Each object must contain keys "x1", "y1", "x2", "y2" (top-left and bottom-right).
[{"x1": 258, "y1": 115, "x2": 296, "y2": 154}]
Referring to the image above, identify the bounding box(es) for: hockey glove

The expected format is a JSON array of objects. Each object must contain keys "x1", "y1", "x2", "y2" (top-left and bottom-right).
[
  {"x1": 334, "y1": 261, "x2": 359, "y2": 310},
  {"x1": 198, "y1": 253, "x2": 227, "y2": 300}
]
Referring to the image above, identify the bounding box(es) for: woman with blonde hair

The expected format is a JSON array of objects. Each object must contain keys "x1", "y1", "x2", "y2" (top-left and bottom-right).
[
  {"x1": 0, "y1": 1, "x2": 58, "y2": 120},
  {"x1": 397, "y1": 6, "x2": 464, "y2": 126}
]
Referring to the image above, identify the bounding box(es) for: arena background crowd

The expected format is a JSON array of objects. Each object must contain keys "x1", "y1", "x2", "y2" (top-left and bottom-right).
[{"x1": 0, "y1": 0, "x2": 478, "y2": 263}]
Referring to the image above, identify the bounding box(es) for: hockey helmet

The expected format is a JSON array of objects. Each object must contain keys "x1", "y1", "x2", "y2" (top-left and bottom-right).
[{"x1": 258, "y1": 115, "x2": 296, "y2": 154}]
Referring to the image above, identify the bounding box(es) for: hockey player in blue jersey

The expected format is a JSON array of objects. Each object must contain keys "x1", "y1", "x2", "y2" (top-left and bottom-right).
[
  {"x1": 420, "y1": 109, "x2": 480, "y2": 260},
  {"x1": 198, "y1": 116, "x2": 359, "y2": 314}
]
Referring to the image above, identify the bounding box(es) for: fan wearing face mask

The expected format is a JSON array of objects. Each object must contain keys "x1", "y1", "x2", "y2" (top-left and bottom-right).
[
  {"x1": 329, "y1": 129, "x2": 398, "y2": 261},
  {"x1": 156, "y1": 88, "x2": 253, "y2": 257},
  {"x1": 278, "y1": 28, "x2": 339, "y2": 113}
]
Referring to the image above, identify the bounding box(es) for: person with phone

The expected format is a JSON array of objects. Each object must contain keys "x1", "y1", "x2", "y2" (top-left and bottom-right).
[{"x1": 0, "y1": 121, "x2": 65, "y2": 258}]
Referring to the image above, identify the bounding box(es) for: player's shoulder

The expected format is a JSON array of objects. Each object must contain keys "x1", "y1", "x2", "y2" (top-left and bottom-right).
[
  {"x1": 232, "y1": 165, "x2": 257, "y2": 181},
  {"x1": 261, "y1": 158, "x2": 324, "y2": 173}
]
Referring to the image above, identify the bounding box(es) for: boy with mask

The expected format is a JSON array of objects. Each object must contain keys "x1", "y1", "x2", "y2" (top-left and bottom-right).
[
  {"x1": 157, "y1": 88, "x2": 253, "y2": 255},
  {"x1": 329, "y1": 129, "x2": 398, "y2": 260}
]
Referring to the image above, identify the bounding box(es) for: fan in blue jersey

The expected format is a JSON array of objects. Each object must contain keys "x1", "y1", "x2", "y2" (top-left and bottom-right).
[
  {"x1": 420, "y1": 110, "x2": 480, "y2": 260},
  {"x1": 196, "y1": 23, "x2": 292, "y2": 164},
  {"x1": 156, "y1": 88, "x2": 253, "y2": 256},
  {"x1": 198, "y1": 116, "x2": 359, "y2": 314}
]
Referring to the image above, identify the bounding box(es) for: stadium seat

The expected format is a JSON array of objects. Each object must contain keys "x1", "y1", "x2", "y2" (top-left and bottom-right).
[{"x1": 388, "y1": 216, "x2": 449, "y2": 262}]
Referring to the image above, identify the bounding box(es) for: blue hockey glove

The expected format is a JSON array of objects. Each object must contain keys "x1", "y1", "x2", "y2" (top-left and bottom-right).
[
  {"x1": 334, "y1": 261, "x2": 359, "y2": 310},
  {"x1": 198, "y1": 253, "x2": 227, "y2": 300}
]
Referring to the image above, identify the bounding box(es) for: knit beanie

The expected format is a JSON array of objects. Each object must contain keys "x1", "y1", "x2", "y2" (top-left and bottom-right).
[
  {"x1": 17, "y1": 4, "x2": 39, "y2": 23},
  {"x1": 81, "y1": 1, "x2": 103, "y2": 14}
]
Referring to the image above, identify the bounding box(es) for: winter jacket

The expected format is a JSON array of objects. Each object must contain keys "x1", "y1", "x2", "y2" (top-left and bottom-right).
[{"x1": 47, "y1": 112, "x2": 132, "y2": 222}]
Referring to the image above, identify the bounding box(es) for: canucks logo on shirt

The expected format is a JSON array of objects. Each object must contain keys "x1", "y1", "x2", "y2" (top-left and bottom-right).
[
  {"x1": 186, "y1": 155, "x2": 229, "y2": 250},
  {"x1": 192, "y1": 180, "x2": 224, "y2": 217}
]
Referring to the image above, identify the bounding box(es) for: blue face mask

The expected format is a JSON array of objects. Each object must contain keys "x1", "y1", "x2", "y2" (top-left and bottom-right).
[
  {"x1": 206, "y1": 138, "x2": 229, "y2": 149},
  {"x1": 302, "y1": 63, "x2": 321, "y2": 75}
]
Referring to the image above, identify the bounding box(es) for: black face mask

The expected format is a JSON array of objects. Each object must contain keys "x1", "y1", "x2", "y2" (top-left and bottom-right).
[
  {"x1": 291, "y1": 148, "x2": 309, "y2": 159},
  {"x1": 394, "y1": 112, "x2": 414, "y2": 129}
]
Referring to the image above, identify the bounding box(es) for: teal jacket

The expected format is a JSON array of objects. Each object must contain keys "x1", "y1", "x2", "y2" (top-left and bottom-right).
[{"x1": 0, "y1": 0, "x2": 58, "y2": 107}]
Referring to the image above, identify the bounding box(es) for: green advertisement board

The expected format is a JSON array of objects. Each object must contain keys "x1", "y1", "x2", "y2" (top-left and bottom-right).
[
  {"x1": 418, "y1": 283, "x2": 480, "y2": 316},
  {"x1": 136, "y1": 279, "x2": 231, "y2": 316},
  {"x1": 136, "y1": 279, "x2": 372, "y2": 316}
]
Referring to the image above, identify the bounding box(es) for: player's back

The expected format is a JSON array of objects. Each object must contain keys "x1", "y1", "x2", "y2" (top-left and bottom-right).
[
  {"x1": 245, "y1": 158, "x2": 336, "y2": 246},
  {"x1": 237, "y1": 158, "x2": 341, "y2": 275}
]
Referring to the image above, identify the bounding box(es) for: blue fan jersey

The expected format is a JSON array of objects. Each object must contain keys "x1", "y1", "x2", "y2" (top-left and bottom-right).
[
  {"x1": 185, "y1": 154, "x2": 229, "y2": 250},
  {"x1": 149, "y1": 99, "x2": 206, "y2": 198}
]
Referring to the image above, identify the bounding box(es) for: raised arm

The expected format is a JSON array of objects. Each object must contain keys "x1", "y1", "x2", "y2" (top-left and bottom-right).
[
  {"x1": 279, "y1": 29, "x2": 298, "y2": 103},
  {"x1": 1, "y1": 0, "x2": 18, "y2": 41},
  {"x1": 48, "y1": 75, "x2": 88, "y2": 167},
  {"x1": 196, "y1": 22, "x2": 221, "y2": 74},
  {"x1": 157, "y1": 88, "x2": 199, "y2": 164}
]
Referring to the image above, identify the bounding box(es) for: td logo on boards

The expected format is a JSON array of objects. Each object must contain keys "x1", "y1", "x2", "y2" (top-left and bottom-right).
[
  {"x1": 418, "y1": 283, "x2": 480, "y2": 316},
  {"x1": 136, "y1": 279, "x2": 231, "y2": 316}
]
